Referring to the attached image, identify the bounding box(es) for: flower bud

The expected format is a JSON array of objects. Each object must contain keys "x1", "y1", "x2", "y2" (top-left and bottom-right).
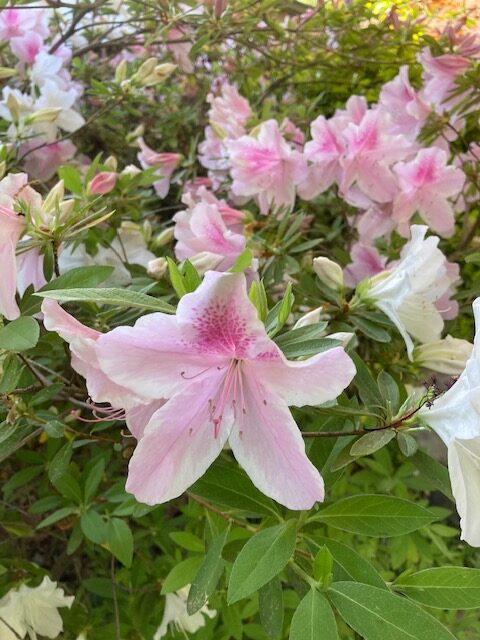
[
  {"x1": 414, "y1": 336, "x2": 473, "y2": 375},
  {"x1": 0, "y1": 161, "x2": 6, "y2": 180},
  {"x1": 293, "y1": 307, "x2": 325, "y2": 329},
  {"x1": 88, "y1": 171, "x2": 117, "y2": 195},
  {"x1": 147, "y1": 257, "x2": 168, "y2": 280},
  {"x1": 121, "y1": 164, "x2": 142, "y2": 177},
  {"x1": 0, "y1": 67, "x2": 18, "y2": 80},
  {"x1": 115, "y1": 59, "x2": 128, "y2": 83},
  {"x1": 188, "y1": 251, "x2": 223, "y2": 274},
  {"x1": 153, "y1": 227, "x2": 175, "y2": 247},
  {"x1": 104, "y1": 156, "x2": 118, "y2": 171},
  {"x1": 133, "y1": 57, "x2": 158, "y2": 83},
  {"x1": 43, "y1": 180, "x2": 65, "y2": 213},
  {"x1": 313, "y1": 257, "x2": 344, "y2": 290},
  {"x1": 327, "y1": 332, "x2": 355, "y2": 348},
  {"x1": 26, "y1": 107, "x2": 62, "y2": 124}
]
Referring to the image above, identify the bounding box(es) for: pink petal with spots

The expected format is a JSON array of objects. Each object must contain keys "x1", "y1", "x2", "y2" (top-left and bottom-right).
[{"x1": 126, "y1": 371, "x2": 232, "y2": 505}]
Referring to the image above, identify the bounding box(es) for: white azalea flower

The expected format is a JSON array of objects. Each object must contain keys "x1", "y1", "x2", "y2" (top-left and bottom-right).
[
  {"x1": 359, "y1": 225, "x2": 455, "y2": 358},
  {"x1": 0, "y1": 576, "x2": 74, "y2": 640},
  {"x1": 419, "y1": 298, "x2": 480, "y2": 546},
  {"x1": 153, "y1": 585, "x2": 216, "y2": 640},
  {"x1": 34, "y1": 80, "x2": 85, "y2": 141}
]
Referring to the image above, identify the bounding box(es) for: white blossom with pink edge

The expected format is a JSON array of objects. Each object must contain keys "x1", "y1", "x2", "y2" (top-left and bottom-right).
[
  {"x1": 419, "y1": 298, "x2": 480, "y2": 546},
  {"x1": 358, "y1": 225, "x2": 459, "y2": 359},
  {"x1": 90, "y1": 271, "x2": 355, "y2": 508},
  {"x1": 227, "y1": 119, "x2": 307, "y2": 215}
]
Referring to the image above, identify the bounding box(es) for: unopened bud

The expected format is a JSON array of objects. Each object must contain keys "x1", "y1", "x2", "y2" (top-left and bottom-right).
[
  {"x1": 104, "y1": 156, "x2": 118, "y2": 171},
  {"x1": 0, "y1": 161, "x2": 6, "y2": 180},
  {"x1": 43, "y1": 180, "x2": 65, "y2": 212},
  {"x1": 293, "y1": 307, "x2": 325, "y2": 329},
  {"x1": 115, "y1": 59, "x2": 128, "y2": 83},
  {"x1": 153, "y1": 227, "x2": 175, "y2": 247},
  {"x1": 189, "y1": 251, "x2": 223, "y2": 274},
  {"x1": 88, "y1": 171, "x2": 117, "y2": 195},
  {"x1": 313, "y1": 257, "x2": 344, "y2": 290},
  {"x1": 133, "y1": 57, "x2": 158, "y2": 83},
  {"x1": 147, "y1": 257, "x2": 168, "y2": 280},
  {"x1": 121, "y1": 164, "x2": 141, "y2": 177},
  {"x1": 26, "y1": 107, "x2": 62, "y2": 124},
  {"x1": 0, "y1": 67, "x2": 18, "y2": 80}
]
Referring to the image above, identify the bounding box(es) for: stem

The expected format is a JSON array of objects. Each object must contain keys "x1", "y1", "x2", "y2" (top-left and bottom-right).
[{"x1": 111, "y1": 556, "x2": 121, "y2": 640}]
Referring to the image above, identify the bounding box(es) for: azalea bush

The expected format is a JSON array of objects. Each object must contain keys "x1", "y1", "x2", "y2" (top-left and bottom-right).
[{"x1": 1, "y1": 0, "x2": 480, "y2": 638}]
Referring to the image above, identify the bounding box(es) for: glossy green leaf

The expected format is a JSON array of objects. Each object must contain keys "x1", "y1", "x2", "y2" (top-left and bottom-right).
[
  {"x1": 290, "y1": 589, "x2": 338, "y2": 640},
  {"x1": 394, "y1": 567, "x2": 480, "y2": 609}
]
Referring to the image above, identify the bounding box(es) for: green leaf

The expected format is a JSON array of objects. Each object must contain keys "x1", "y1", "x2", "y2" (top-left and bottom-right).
[
  {"x1": 191, "y1": 460, "x2": 279, "y2": 517},
  {"x1": 314, "y1": 495, "x2": 436, "y2": 537},
  {"x1": 48, "y1": 441, "x2": 73, "y2": 484},
  {"x1": 397, "y1": 432, "x2": 418, "y2": 457},
  {"x1": 170, "y1": 531, "x2": 205, "y2": 553},
  {"x1": 230, "y1": 248, "x2": 253, "y2": 273},
  {"x1": 37, "y1": 506, "x2": 77, "y2": 529},
  {"x1": 350, "y1": 430, "x2": 396, "y2": 456},
  {"x1": 227, "y1": 521, "x2": 296, "y2": 604},
  {"x1": 290, "y1": 589, "x2": 338, "y2": 640},
  {"x1": 249, "y1": 280, "x2": 268, "y2": 323},
  {"x1": 0, "y1": 317, "x2": 39, "y2": 352},
  {"x1": 394, "y1": 567, "x2": 480, "y2": 609},
  {"x1": 308, "y1": 536, "x2": 386, "y2": 589},
  {"x1": 161, "y1": 556, "x2": 204, "y2": 594},
  {"x1": 40, "y1": 266, "x2": 114, "y2": 291},
  {"x1": 259, "y1": 577, "x2": 284, "y2": 640},
  {"x1": 269, "y1": 283, "x2": 294, "y2": 338},
  {"x1": 0, "y1": 423, "x2": 40, "y2": 462},
  {"x1": 377, "y1": 371, "x2": 400, "y2": 415},
  {"x1": 313, "y1": 546, "x2": 333, "y2": 587},
  {"x1": 411, "y1": 450, "x2": 453, "y2": 500},
  {"x1": 182, "y1": 260, "x2": 202, "y2": 293},
  {"x1": 81, "y1": 510, "x2": 107, "y2": 544},
  {"x1": 106, "y1": 517, "x2": 134, "y2": 567},
  {"x1": 44, "y1": 420, "x2": 65, "y2": 439},
  {"x1": 351, "y1": 316, "x2": 391, "y2": 342},
  {"x1": 35, "y1": 287, "x2": 175, "y2": 313},
  {"x1": 57, "y1": 165, "x2": 83, "y2": 193},
  {"x1": 329, "y1": 582, "x2": 456, "y2": 640},
  {"x1": 187, "y1": 525, "x2": 230, "y2": 615},
  {"x1": 0, "y1": 353, "x2": 24, "y2": 393},
  {"x1": 167, "y1": 257, "x2": 187, "y2": 298},
  {"x1": 84, "y1": 458, "x2": 105, "y2": 504}
]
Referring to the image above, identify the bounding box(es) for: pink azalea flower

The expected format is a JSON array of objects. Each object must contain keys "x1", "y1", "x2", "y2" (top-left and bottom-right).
[
  {"x1": 167, "y1": 26, "x2": 194, "y2": 73},
  {"x1": 280, "y1": 117, "x2": 305, "y2": 149},
  {"x1": 418, "y1": 47, "x2": 471, "y2": 110},
  {"x1": 378, "y1": 66, "x2": 431, "y2": 140},
  {"x1": 22, "y1": 140, "x2": 77, "y2": 181},
  {"x1": 0, "y1": 205, "x2": 26, "y2": 320},
  {"x1": 93, "y1": 271, "x2": 356, "y2": 508},
  {"x1": 10, "y1": 32, "x2": 43, "y2": 65},
  {"x1": 392, "y1": 147, "x2": 465, "y2": 237},
  {"x1": 333, "y1": 95, "x2": 368, "y2": 127},
  {"x1": 344, "y1": 242, "x2": 387, "y2": 288},
  {"x1": 137, "y1": 137, "x2": 182, "y2": 198},
  {"x1": 0, "y1": 7, "x2": 49, "y2": 40},
  {"x1": 355, "y1": 204, "x2": 396, "y2": 243},
  {"x1": 182, "y1": 186, "x2": 246, "y2": 228},
  {"x1": 41, "y1": 300, "x2": 162, "y2": 439},
  {"x1": 227, "y1": 119, "x2": 307, "y2": 215},
  {"x1": 340, "y1": 110, "x2": 412, "y2": 203},
  {"x1": 298, "y1": 115, "x2": 344, "y2": 200},
  {"x1": 173, "y1": 200, "x2": 246, "y2": 271}
]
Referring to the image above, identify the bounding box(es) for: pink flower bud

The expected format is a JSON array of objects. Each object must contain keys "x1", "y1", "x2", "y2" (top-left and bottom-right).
[{"x1": 88, "y1": 172, "x2": 117, "y2": 195}]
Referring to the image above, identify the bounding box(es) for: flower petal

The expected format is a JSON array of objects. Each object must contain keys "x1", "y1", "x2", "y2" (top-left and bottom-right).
[
  {"x1": 126, "y1": 371, "x2": 232, "y2": 505},
  {"x1": 251, "y1": 347, "x2": 355, "y2": 407},
  {"x1": 228, "y1": 374, "x2": 324, "y2": 510}
]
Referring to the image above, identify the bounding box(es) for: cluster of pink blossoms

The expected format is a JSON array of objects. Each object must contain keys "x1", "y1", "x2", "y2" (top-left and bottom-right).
[{"x1": 0, "y1": 6, "x2": 84, "y2": 180}]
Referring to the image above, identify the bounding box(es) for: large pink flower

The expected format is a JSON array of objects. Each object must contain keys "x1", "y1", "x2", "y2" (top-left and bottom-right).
[
  {"x1": 93, "y1": 271, "x2": 356, "y2": 508},
  {"x1": 0, "y1": 205, "x2": 26, "y2": 320},
  {"x1": 393, "y1": 147, "x2": 465, "y2": 237},
  {"x1": 227, "y1": 120, "x2": 307, "y2": 215},
  {"x1": 418, "y1": 47, "x2": 471, "y2": 110}
]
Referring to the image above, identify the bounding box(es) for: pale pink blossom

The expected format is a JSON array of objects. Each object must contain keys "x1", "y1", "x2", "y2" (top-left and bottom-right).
[
  {"x1": 227, "y1": 119, "x2": 307, "y2": 215},
  {"x1": 173, "y1": 201, "x2": 246, "y2": 271},
  {"x1": 10, "y1": 32, "x2": 43, "y2": 65},
  {"x1": 355, "y1": 204, "x2": 396, "y2": 243},
  {"x1": 207, "y1": 82, "x2": 252, "y2": 139},
  {"x1": 88, "y1": 171, "x2": 117, "y2": 195},
  {"x1": 93, "y1": 271, "x2": 355, "y2": 508},
  {"x1": 378, "y1": 66, "x2": 431, "y2": 140},
  {"x1": 298, "y1": 115, "x2": 344, "y2": 200},
  {"x1": 167, "y1": 26, "x2": 194, "y2": 73},
  {"x1": 0, "y1": 7, "x2": 49, "y2": 41},
  {"x1": 393, "y1": 147, "x2": 465, "y2": 237},
  {"x1": 418, "y1": 47, "x2": 471, "y2": 110},
  {"x1": 344, "y1": 242, "x2": 387, "y2": 288},
  {"x1": 333, "y1": 95, "x2": 368, "y2": 128},
  {"x1": 0, "y1": 205, "x2": 26, "y2": 320},
  {"x1": 137, "y1": 137, "x2": 182, "y2": 198},
  {"x1": 22, "y1": 140, "x2": 77, "y2": 181},
  {"x1": 280, "y1": 117, "x2": 304, "y2": 149},
  {"x1": 340, "y1": 110, "x2": 412, "y2": 203},
  {"x1": 182, "y1": 186, "x2": 246, "y2": 228}
]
